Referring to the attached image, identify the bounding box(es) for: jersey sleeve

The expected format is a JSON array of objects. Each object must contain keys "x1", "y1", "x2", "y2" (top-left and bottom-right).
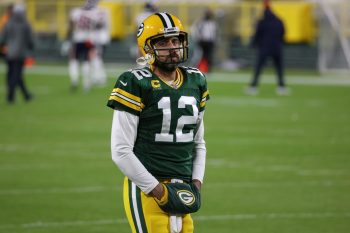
[
  {"x1": 200, "y1": 76, "x2": 210, "y2": 112},
  {"x1": 189, "y1": 67, "x2": 210, "y2": 112},
  {"x1": 180, "y1": 66, "x2": 210, "y2": 112},
  {"x1": 107, "y1": 71, "x2": 144, "y2": 116}
]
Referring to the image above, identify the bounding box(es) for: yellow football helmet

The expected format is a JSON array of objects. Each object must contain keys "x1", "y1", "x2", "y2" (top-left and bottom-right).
[{"x1": 136, "y1": 12, "x2": 188, "y2": 65}]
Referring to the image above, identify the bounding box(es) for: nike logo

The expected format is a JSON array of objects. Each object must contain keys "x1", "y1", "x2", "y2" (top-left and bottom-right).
[{"x1": 119, "y1": 81, "x2": 127, "y2": 86}]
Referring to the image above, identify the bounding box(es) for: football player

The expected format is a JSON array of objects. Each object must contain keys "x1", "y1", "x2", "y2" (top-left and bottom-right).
[
  {"x1": 67, "y1": 0, "x2": 106, "y2": 91},
  {"x1": 90, "y1": 5, "x2": 110, "y2": 87},
  {"x1": 107, "y1": 12, "x2": 209, "y2": 233}
]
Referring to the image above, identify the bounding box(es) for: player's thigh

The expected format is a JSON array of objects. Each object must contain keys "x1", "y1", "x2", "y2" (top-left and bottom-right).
[
  {"x1": 74, "y1": 43, "x2": 89, "y2": 62},
  {"x1": 123, "y1": 177, "x2": 168, "y2": 233},
  {"x1": 123, "y1": 177, "x2": 194, "y2": 233},
  {"x1": 69, "y1": 43, "x2": 78, "y2": 59},
  {"x1": 141, "y1": 191, "x2": 194, "y2": 233}
]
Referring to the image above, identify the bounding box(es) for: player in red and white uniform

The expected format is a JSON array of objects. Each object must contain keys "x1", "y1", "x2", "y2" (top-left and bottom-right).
[
  {"x1": 67, "y1": 0, "x2": 109, "y2": 91},
  {"x1": 90, "y1": 6, "x2": 110, "y2": 87}
]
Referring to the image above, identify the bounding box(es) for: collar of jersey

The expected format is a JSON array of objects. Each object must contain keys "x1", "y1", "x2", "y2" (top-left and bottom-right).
[{"x1": 150, "y1": 67, "x2": 184, "y2": 89}]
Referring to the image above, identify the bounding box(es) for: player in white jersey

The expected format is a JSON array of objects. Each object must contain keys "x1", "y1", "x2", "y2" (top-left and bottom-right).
[
  {"x1": 67, "y1": 0, "x2": 109, "y2": 91},
  {"x1": 130, "y1": 2, "x2": 158, "y2": 59},
  {"x1": 90, "y1": 6, "x2": 110, "y2": 87}
]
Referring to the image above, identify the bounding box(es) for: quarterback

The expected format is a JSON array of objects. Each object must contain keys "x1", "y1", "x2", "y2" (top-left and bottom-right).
[{"x1": 107, "y1": 12, "x2": 209, "y2": 233}]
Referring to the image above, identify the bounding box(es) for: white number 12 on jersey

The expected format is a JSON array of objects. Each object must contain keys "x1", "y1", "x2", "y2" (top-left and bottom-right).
[{"x1": 155, "y1": 96, "x2": 198, "y2": 143}]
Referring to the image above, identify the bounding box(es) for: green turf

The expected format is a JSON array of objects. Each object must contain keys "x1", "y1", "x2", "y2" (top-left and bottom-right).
[{"x1": 0, "y1": 67, "x2": 350, "y2": 233}]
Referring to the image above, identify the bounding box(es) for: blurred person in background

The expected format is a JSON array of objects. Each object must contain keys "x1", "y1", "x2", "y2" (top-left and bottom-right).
[
  {"x1": 107, "y1": 12, "x2": 209, "y2": 233},
  {"x1": 66, "y1": 0, "x2": 107, "y2": 92},
  {"x1": 0, "y1": 4, "x2": 34, "y2": 104},
  {"x1": 135, "y1": 2, "x2": 158, "y2": 28},
  {"x1": 246, "y1": 2, "x2": 288, "y2": 96},
  {"x1": 191, "y1": 8, "x2": 217, "y2": 73},
  {"x1": 0, "y1": 4, "x2": 13, "y2": 59},
  {"x1": 90, "y1": 3, "x2": 110, "y2": 87},
  {"x1": 130, "y1": 2, "x2": 158, "y2": 59}
]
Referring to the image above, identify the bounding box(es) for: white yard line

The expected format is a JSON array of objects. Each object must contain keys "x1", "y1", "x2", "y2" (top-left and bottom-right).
[
  {"x1": 0, "y1": 186, "x2": 119, "y2": 195},
  {"x1": 195, "y1": 212, "x2": 350, "y2": 221},
  {"x1": 207, "y1": 74, "x2": 350, "y2": 86},
  {"x1": 1, "y1": 178, "x2": 349, "y2": 196},
  {"x1": 0, "y1": 212, "x2": 349, "y2": 229},
  {"x1": 206, "y1": 159, "x2": 348, "y2": 177},
  {"x1": 1, "y1": 64, "x2": 349, "y2": 86},
  {"x1": 212, "y1": 96, "x2": 281, "y2": 107},
  {"x1": 0, "y1": 219, "x2": 126, "y2": 230},
  {"x1": 204, "y1": 180, "x2": 350, "y2": 188}
]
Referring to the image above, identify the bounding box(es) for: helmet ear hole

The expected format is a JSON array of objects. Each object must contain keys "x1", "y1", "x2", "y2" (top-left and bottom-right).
[{"x1": 144, "y1": 44, "x2": 151, "y2": 53}]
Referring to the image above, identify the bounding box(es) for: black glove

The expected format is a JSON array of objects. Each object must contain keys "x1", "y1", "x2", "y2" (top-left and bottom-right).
[{"x1": 154, "y1": 182, "x2": 201, "y2": 214}]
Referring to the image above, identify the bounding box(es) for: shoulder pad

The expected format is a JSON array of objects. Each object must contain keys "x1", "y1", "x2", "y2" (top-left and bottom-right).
[
  {"x1": 180, "y1": 66, "x2": 205, "y2": 77},
  {"x1": 125, "y1": 68, "x2": 153, "y2": 81},
  {"x1": 106, "y1": 68, "x2": 152, "y2": 115}
]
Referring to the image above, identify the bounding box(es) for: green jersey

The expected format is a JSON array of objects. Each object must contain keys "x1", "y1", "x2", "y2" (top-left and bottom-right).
[{"x1": 107, "y1": 66, "x2": 209, "y2": 182}]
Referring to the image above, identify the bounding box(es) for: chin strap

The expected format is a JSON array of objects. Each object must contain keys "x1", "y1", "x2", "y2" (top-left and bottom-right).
[
  {"x1": 136, "y1": 54, "x2": 154, "y2": 66},
  {"x1": 169, "y1": 179, "x2": 183, "y2": 233}
]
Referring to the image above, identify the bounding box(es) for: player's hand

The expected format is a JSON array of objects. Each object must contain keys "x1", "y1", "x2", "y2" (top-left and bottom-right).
[
  {"x1": 150, "y1": 183, "x2": 165, "y2": 200},
  {"x1": 154, "y1": 182, "x2": 201, "y2": 214},
  {"x1": 192, "y1": 179, "x2": 202, "y2": 190}
]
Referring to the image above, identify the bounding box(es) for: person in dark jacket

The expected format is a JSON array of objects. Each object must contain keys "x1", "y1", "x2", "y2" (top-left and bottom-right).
[
  {"x1": 0, "y1": 4, "x2": 35, "y2": 104},
  {"x1": 246, "y1": 6, "x2": 288, "y2": 95},
  {"x1": 0, "y1": 4, "x2": 13, "y2": 58}
]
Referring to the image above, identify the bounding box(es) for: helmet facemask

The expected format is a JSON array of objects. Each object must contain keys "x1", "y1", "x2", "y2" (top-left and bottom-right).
[{"x1": 150, "y1": 33, "x2": 188, "y2": 65}]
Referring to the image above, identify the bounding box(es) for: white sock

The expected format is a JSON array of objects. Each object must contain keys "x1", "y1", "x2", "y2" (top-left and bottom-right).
[
  {"x1": 81, "y1": 61, "x2": 91, "y2": 92},
  {"x1": 91, "y1": 56, "x2": 107, "y2": 85},
  {"x1": 69, "y1": 59, "x2": 79, "y2": 87}
]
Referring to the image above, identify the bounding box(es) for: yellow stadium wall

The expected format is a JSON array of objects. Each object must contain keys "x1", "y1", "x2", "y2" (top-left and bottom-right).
[
  {"x1": 99, "y1": 2, "x2": 127, "y2": 39},
  {"x1": 15, "y1": 0, "x2": 317, "y2": 43},
  {"x1": 270, "y1": 2, "x2": 315, "y2": 43}
]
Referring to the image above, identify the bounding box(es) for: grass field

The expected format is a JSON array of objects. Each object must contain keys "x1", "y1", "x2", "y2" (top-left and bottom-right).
[{"x1": 0, "y1": 64, "x2": 350, "y2": 233}]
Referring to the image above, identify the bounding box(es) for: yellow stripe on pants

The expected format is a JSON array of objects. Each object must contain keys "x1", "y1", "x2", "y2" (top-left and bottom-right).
[{"x1": 122, "y1": 177, "x2": 194, "y2": 233}]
